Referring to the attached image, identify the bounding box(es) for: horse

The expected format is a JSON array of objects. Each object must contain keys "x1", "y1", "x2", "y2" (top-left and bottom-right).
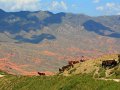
[
  {"x1": 38, "y1": 72, "x2": 45, "y2": 76},
  {"x1": 102, "y1": 60, "x2": 117, "y2": 68}
]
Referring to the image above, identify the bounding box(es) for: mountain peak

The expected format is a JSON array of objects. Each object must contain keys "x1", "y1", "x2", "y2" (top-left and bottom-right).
[{"x1": 0, "y1": 9, "x2": 5, "y2": 13}]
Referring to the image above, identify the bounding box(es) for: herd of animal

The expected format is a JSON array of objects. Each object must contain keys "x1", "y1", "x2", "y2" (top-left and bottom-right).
[
  {"x1": 59, "y1": 60, "x2": 84, "y2": 73},
  {"x1": 59, "y1": 56, "x2": 86, "y2": 73},
  {"x1": 37, "y1": 60, "x2": 84, "y2": 76},
  {"x1": 37, "y1": 55, "x2": 120, "y2": 76}
]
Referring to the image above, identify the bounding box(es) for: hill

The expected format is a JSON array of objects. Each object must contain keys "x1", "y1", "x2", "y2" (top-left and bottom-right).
[
  {"x1": 0, "y1": 9, "x2": 120, "y2": 74},
  {"x1": 59, "y1": 54, "x2": 120, "y2": 79},
  {"x1": 0, "y1": 54, "x2": 120, "y2": 90}
]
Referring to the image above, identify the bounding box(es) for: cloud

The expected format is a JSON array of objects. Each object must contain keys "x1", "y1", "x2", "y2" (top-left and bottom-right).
[
  {"x1": 49, "y1": 1, "x2": 68, "y2": 11},
  {"x1": 106, "y1": 2, "x2": 115, "y2": 8},
  {"x1": 96, "y1": 2, "x2": 120, "y2": 15},
  {"x1": 61, "y1": 1, "x2": 68, "y2": 10},
  {"x1": 93, "y1": 0, "x2": 100, "y2": 3},
  {"x1": 96, "y1": 6, "x2": 104, "y2": 11},
  {"x1": 0, "y1": 0, "x2": 41, "y2": 11},
  {"x1": 0, "y1": 0, "x2": 68, "y2": 13}
]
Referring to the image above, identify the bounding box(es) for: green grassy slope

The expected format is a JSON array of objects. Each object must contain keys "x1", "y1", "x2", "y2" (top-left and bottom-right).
[
  {"x1": 0, "y1": 54, "x2": 120, "y2": 90},
  {"x1": 0, "y1": 73, "x2": 120, "y2": 90}
]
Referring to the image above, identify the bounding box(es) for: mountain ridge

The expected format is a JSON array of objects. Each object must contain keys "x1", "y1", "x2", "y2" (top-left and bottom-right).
[{"x1": 0, "y1": 8, "x2": 120, "y2": 75}]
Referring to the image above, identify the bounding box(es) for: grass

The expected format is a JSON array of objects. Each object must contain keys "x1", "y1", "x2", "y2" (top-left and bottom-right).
[
  {"x1": 109, "y1": 65, "x2": 120, "y2": 79},
  {"x1": 98, "y1": 67, "x2": 106, "y2": 78},
  {"x1": 0, "y1": 70, "x2": 9, "y2": 75},
  {"x1": 0, "y1": 72, "x2": 120, "y2": 90}
]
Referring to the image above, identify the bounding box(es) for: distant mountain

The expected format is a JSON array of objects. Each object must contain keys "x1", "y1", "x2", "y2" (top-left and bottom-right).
[{"x1": 0, "y1": 9, "x2": 120, "y2": 75}]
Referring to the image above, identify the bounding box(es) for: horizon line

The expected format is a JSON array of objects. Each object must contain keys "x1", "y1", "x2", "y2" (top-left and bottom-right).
[{"x1": 0, "y1": 8, "x2": 120, "y2": 17}]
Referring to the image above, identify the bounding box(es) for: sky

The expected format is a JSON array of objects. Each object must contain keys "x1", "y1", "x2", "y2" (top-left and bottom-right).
[{"x1": 0, "y1": 0, "x2": 120, "y2": 16}]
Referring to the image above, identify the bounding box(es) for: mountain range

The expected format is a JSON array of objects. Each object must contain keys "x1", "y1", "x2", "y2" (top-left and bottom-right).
[{"x1": 0, "y1": 9, "x2": 120, "y2": 75}]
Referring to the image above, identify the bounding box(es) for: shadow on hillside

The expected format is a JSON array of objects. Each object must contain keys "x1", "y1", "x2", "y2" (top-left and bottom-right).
[
  {"x1": 43, "y1": 12, "x2": 65, "y2": 26},
  {"x1": 0, "y1": 20, "x2": 42, "y2": 34},
  {"x1": 0, "y1": 12, "x2": 65, "y2": 34},
  {"x1": 108, "y1": 33, "x2": 120, "y2": 38},
  {"x1": 14, "y1": 33, "x2": 56, "y2": 44},
  {"x1": 83, "y1": 20, "x2": 120, "y2": 38}
]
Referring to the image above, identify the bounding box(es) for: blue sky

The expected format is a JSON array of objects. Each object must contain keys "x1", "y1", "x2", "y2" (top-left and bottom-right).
[{"x1": 0, "y1": 0, "x2": 120, "y2": 16}]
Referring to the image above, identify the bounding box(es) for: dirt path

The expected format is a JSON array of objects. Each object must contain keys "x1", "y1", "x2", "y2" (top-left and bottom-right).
[{"x1": 98, "y1": 78, "x2": 120, "y2": 82}]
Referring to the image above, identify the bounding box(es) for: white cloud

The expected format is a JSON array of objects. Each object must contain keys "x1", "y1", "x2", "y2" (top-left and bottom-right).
[
  {"x1": 0, "y1": 0, "x2": 68, "y2": 12},
  {"x1": 96, "y1": 2, "x2": 120, "y2": 15},
  {"x1": 96, "y1": 6, "x2": 104, "y2": 11},
  {"x1": 0, "y1": 0, "x2": 41, "y2": 11},
  {"x1": 49, "y1": 1, "x2": 68, "y2": 11},
  {"x1": 61, "y1": 1, "x2": 68, "y2": 10},
  {"x1": 93, "y1": 0, "x2": 100, "y2": 3},
  {"x1": 106, "y1": 2, "x2": 115, "y2": 8}
]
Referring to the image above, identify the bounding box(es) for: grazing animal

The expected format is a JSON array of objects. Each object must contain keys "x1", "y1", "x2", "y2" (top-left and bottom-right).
[
  {"x1": 68, "y1": 61, "x2": 79, "y2": 65},
  {"x1": 102, "y1": 60, "x2": 117, "y2": 68},
  {"x1": 59, "y1": 68, "x2": 64, "y2": 73},
  {"x1": 59, "y1": 62, "x2": 74, "y2": 73},
  {"x1": 62, "y1": 64, "x2": 73, "y2": 71},
  {"x1": 38, "y1": 72, "x2": 45, "y2": 76},
  {"x1": 80, "y1": 56, "x2": 85, "y2": 62}
]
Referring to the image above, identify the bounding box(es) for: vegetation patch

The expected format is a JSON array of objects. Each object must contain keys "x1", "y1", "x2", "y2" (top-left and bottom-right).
[
  {"x1": 0, "y1": 74, "x2": 120, "y2": 90},
  {"x1": 98, "y1": 68, "x2": 106, "y2": 78}
]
